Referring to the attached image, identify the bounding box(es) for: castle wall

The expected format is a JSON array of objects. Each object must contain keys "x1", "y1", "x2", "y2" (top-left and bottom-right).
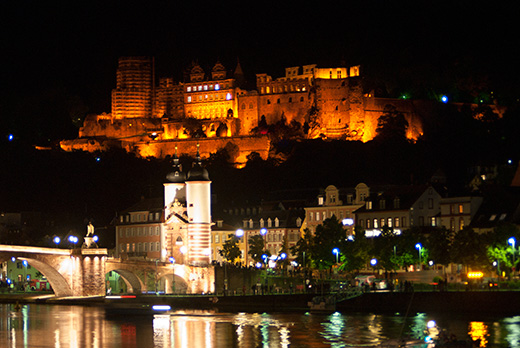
[
  {"x1": 257, "y1": 92, "x2": 311, "y2": 126},
  {"x1": 236, "y1": 94, "x2": 260, "y2": 135},
  {"x1": 79, "y1": 116, "x2": 162, "y2": 140},
  {"x1": 127, "y1": 136, "x2": 270, "y2": 164}
]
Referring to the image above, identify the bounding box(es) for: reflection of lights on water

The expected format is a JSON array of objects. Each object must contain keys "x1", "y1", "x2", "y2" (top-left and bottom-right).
[
  {"x1": 279, "y1": 326, "x2": 290, "y2": 348},
  {"x1": 469, "y1": 321, "x2": 488, "y2": 347},
  {"x1": 503, "y1": 316, "x2": 520, "y2": 347}
]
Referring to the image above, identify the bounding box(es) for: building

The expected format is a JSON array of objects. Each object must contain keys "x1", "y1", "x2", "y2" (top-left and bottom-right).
[
  {"x1": 115, "y1": 146, "x2": 212, "y2": 266},
  {"x1": 355, "y1": 184, "x2": 442, "y2": 237},
  {"x1": 304, "y1": 184, "x2": 366, "y2": 236},
  {"x1": 439, "y1": 196, "x2": 483, "y2": 233}
]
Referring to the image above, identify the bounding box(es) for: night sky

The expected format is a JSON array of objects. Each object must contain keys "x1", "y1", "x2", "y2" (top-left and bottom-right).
[
  {"x1": 0, "y1": 1, "x2": 518, "y2": 241},
  {"x1": 1, "y1": 1, "x2": 517, "y2": 135}
]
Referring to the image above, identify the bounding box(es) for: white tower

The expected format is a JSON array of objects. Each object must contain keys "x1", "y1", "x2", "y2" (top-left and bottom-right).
[
  {"x1": 163, "y1": 147, "x2": 187, "y2": 262},
  {"x1": 185, "y1": 145, "x2": 212, "y2": 266}
]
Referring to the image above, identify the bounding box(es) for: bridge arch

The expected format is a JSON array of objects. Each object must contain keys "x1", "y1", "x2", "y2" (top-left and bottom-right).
[{"x1": 18, "y1": 257, "x2": 73, "y2": 297}]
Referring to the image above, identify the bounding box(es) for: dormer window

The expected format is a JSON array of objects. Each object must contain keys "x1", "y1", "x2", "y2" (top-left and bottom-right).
[
  {"x1": 249, "y1": 219, "x2": 254, "y2": 228},
  {"x1": 260, "y1": 218, "x2": 264, "y2": 228},
  {"x1": 380, "y1": 200, "x2": 386, "y2": 209},
  {"x1": 267, "y1": 218, "x2": 272, "y2": 228},
  {"x1": 318, "y1": 196, "x2": 324, "y2": 206},
  {"x1": 296, "y1": 217, "x2": 302, "y2": 227},
  {"x1": 367, "y1": 201, "x2": 373, "y2": 210},
  {"x1": 394, "y1": 198, "x2": 400, "y2": 209},
  {"x1": 274, "y1": 218, "x2": 279, "y2": 227}
]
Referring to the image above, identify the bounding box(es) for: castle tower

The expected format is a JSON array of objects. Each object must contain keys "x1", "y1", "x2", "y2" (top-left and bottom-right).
[
  {"x1": 111, "y1": 57, "x2": 154, "y2": 119},
  {"x1": 185, "y1": 144, "x2": 212, "y2": 266}
]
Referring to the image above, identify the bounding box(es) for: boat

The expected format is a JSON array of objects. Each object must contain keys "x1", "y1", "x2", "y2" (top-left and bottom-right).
[{"x1": 308, "y1": 295, "x2": 336, "y2": 313}]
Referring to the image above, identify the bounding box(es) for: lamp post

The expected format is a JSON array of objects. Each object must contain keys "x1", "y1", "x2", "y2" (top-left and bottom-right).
[
  {"x1": 53, "y1": 236, "x2": 61, "y2": 248},
  {"x1": 68, "y1": 235, "x2": 78, "y2": 249},
  {"x1": 509, "y1": 237, "x2": 516, "y2": 274},
  {"x1": 332, "y1": 248, "x2": 339, "y2": 264},
  {"x1": 169, "y1": 257, "x2": 176, "y2": 294},
  {"x1": 235, "y1": 229, "x2": 244, "y2": 265},
  {"x1": 415, "y1": 243, "x2": 422, "y2": 271}
]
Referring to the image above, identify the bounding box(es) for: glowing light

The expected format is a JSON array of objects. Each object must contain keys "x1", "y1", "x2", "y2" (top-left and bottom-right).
[
  {"x1": 169, "y1": 256, "x2": 175, "y2": 264},
  {"x1": 215, "y1": 84, "x2": 220, "y2": 90},
  {"x1": 11, "y1": 257, "x2": 15, "y2": 262},
  {"x1": 235, "y1": 229, "x2": 244, "y2": 238},
  {"x1": 260, "y1": 228, "x2": 267, "y2": 236},
  {"x1": 152, "y1": 305, "x2": 171, "y2": 311},
  {"x1": 441, "y1": 95, "x2": 448, "y2": 103},
  {"x1": 93, "y1": 235, "x2": 99, "y2": 242},
  {"x1": 342, "y1": 218, "x2": 354, "y2": 226},
  {"x1": 370, "y1": 258, "x2": 378, "y2": 266},
  {"x1": 256, "y1": 262, "x2": 262, "y2": 268},
  {"x1": 180, "y1": 246, "x2": 187, "y2": 254},
  {"x1": 280, "y1": 253, "x2": 287, "y2": 259},
  {"x1": 427, "y1": 320, "x2": 436, "y2": 329},
  {"x1": 53, "y1": 236, "x2": 61, "y2": 244},
  {"x1": 467, "y1": 271, "x2": 484, "y2": 279},
  {"x1": 8, "y1": 134, "x2": 14, "y2": 141},
  {"x1": 226, "y1": 93, "x2": 232, "y2": 100}
]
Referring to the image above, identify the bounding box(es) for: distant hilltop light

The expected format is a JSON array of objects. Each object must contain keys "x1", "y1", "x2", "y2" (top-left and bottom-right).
[
  {"x1": 8, "y1": 134, "x2": 14, "y2": 141},
  {"x1": 441, "y1": 95, "x2": 448, "y2": 103}
]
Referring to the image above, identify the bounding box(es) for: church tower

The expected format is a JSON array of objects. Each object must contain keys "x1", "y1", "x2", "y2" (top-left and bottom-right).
[{"x1": 185, "y1": 144, "x2": 212, "y2": 266}]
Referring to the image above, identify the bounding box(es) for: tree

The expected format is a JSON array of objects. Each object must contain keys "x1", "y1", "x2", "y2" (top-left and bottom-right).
[
  {"x1": 290, "y1": 228, "x2": 313, "y2": 269},
  {"x1": 219, "y1": 234, "x2": 241, "y2": 263},
  {"x1": 311, "y1": 216, "x2": 347, "y2": 270},
  {"x1": 426, "y1": 227, "x2": 454, "y2": 267},
  {"x1": 451, "y1": 227, "x2": 488, "y2": 270},
  {"x1": 248, "y1": 234, "x2": 267, "y2": 264},
  {"x1": 375, "y1": 104, "x2": 409, "y2": 142},
  {"x1": 372, "y1": 226, "x2": 400, "y2": 272},
  {"x1": 341, "y1": 227, "x2": 370, "y2": 273}
]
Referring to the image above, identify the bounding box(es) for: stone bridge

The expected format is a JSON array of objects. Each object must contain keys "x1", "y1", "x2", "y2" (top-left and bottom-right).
[{"x1": 0, "y1": 245, "x2": 214, "y2": 297}]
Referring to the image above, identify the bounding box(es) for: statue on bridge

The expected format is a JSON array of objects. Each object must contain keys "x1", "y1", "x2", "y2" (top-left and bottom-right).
[{"x1": 83, "y1": 221, "x2": 98, "y2": 249}]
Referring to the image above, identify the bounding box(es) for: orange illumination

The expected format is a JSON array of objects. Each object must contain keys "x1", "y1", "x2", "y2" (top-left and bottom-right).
[{"x1": 467, "y1": 271, "x2": 483, "y2": 279}]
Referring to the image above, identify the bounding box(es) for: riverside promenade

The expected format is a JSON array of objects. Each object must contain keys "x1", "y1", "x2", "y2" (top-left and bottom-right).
[{"x1": 2, "y1": 289, "x2": 520, "y2": 316}]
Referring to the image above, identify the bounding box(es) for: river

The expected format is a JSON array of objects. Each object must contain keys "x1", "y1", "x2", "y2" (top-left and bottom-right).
[{"x1": 1, "y1": 303, "x2": 519, "y2": 347}]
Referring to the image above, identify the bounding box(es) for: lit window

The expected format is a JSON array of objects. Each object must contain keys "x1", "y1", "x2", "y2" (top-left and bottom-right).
[
  {"x1": 226, "y1": 93, "x2": 232, "y2": 100},
  {"x1": 458, "y1": 204, "x2": 464, "y2": 214},
  {"x1": 489, "y1": 214, "x2": 496, "y2": 221},
  {"x1": 210, "y1": 84, "x2": 213, "y2": 89},
  {"x1": 187, "y1": 86, "x2": 192, "y2": 92},
  {"x1": 204, "y1": 85, "x2": 208, "y2": 90},
  {"x1": 215, "y1": 84, "x2": 220, "y2": 90},
  {"x1": 395, "y1": 217, "x2": 400, "y2": 227},
  {"x1": 374, "y1": 219, "x2": 378, "y2": 228},
  {"x1": 198, "y1": 86, "x2": 202, "y2": 91},
  {"x1": 268, "y1": 218, "x2": 272, "y2": 227},
  {"x1": 275, "y1": 218, "x2": 279, "y2": 227},
  {"x1": 431, "y1": 217, "x2": 436, "y2": 227},
  {"x1": 187, "y1": 96, "x2": 192, "y2": 103},
  {"x1": 367, "y1": 201, "x2": 372, "y2": 210},
  {"x1": 388, "y1": 218, "x2": 392, "y2": 227},
  {"x1": 366, "y1": 219, "x2": 371, "y2": 228}
]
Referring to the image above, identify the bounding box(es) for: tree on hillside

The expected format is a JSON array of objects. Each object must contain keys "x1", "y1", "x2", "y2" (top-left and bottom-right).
[
  {"x1": 426, "y1": 227, "x2": 454, "y2": 267},
  {"x1": 341, "y1": 227, "x2": 370, "y2": 273},
  {"x1": 451, "y1": 227, "x2": 488, "y2": 270},
  {"x1": 375, "y1": 104, "x2": 409, "y2": 142}
]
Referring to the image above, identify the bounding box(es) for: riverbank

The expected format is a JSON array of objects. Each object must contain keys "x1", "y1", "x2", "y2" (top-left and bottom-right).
[{"x1": 1, "y1": 290, "x2": 519, "y2": 315}]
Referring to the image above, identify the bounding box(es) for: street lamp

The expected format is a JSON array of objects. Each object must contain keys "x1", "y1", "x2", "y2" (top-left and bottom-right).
[
  {"x1": 332, "y1": 248, "x2": 339, "y2": 264},
  {"x1": 53, "y1": 236, "x2": 61, "y2": 248},
  {"x1": 509, "y1": 237, "x2": 516, "y2": 272},
  {"x1": 68, "y1": 235, "x2": 78, "y2": 248},
  {"x1": 415, "y1": 243, "x2": 422, "y2": 271}
]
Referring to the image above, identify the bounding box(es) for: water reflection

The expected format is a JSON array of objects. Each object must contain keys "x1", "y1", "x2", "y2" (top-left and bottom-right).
[{"x1": 1, "y1": 304, "x2": 520, "y2": 347}]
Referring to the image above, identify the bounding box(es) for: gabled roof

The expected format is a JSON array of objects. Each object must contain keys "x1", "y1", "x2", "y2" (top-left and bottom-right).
[
  {"x1": 354, "y1": 185, "x2": 435, "y2": 213},
  {"x1": 470, "y1": 186, "x2": 520, "y2": 228}
]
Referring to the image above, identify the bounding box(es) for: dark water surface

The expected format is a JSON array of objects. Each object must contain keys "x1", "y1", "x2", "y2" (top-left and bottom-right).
[{"x1": 1, "y1": 303, "x2": 519, "y2": 347}]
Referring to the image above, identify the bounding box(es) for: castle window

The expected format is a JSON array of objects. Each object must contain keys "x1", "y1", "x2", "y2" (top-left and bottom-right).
[
  {"x1": 210, "y1": 84, "x2": 213, "y2": 89},
  {"x1": 261, "y1": 87, "x2": 264, "y2": 94},
  {"x1": 198, "y1": 86, "x2": 202, "y2": 91},
  {"x1": 241, "y1": 103, "x2": 246, "y2": 110},
  {"x1": 267, "y1": 99, "x2": 271, "y2": 105},
  {"x1": 267, "y1": 218, "x2": 272, "y2": 228},
  {"x1": 260, "y1": 218, "x2": 264, "y2": 228},
  {"x1": 300, "y1": 96, "x2": 304, "y2": 102},
  {"x1": 176, "y1": 236, "x2": 183, "y2": 245},
  {"x1": 338, "y1": 119, "x2": 341, "y2": 123},
  {"x1": 249, "y1": 219, "x2": 254, "y2": 228},
  {"x1": 226, "y1": 93, "x2": 232, "y2": 100},
  {"x1": 289, "y1": 97, "x2": 292, "y2": 103},
  {"x1": 337, "y1": 71, "x2": 341, "y2": 78},
  {"x1": 275, "y1": 218, "x2": 279, "y2": 227},
  {"x1": 249, "y1": 103, "x2": 253, "y2": 109},
  {"x1": 266, "y1": 86, "x2": 270, "y2": 93},
  {"x1": 215, "y1": 84, "x2": 220, "y2": 90},
  {"x1": 204, "y1": 85, "x2": 208, "y2": 90},
  {"x1": 187, "y1": 86, "x2": 192, "y2": 92},
  {"x1": 277, "y1": 98, "x2": 280, "y2": 104}
]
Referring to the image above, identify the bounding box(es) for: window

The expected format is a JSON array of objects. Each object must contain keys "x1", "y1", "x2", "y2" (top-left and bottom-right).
[
  {"x1": 450, "y1": 205, "x2": 455, "y2": 214},
  {"x1": 431, "y1": 217, "x2": 436, "y2": 227},
  {"x1": 459, "y1": 218, "x2": 464, "y2": 231},
  {"x1": 380, "y1": 200, "x2": 386, "y2": 209},
  {"x1": 309, "y1": 213, "x2": 313, "y2": 222},
  {"x1": 337, "y1": 71, "x2": 341, "y2": 78},
  {"x1": 359, "y1": 219, "x2": 364, "y2": 228},
  {"x1": 402, "y1": 217, "x2": 407, "y2": 227},
  {"x1": 388, "y1": 218, "x2": 393, "y2": 227},
  {"x1": 268, "y1": 218, "x2": 272, "y2": 227},
  {"x1": 367, "y1": 201, "x2": 372, "y2": 210},
  {"x1": 381, "y1": 218, "x2": 385, "y2": 227},
  {"x1": 267, "y1": 99, "x2": 271, "y2": 104},
  {"x1": 296, "y1": 217, "x2": 302, "y2": 227},
  {"x1": 419, "y1": 216, "x2": 424, "y2": 226},
  {"x1": 143, "y1": 243, "x2": 148, "y2": 252},
  {"x1": 300, "y1": 96, "x2": 304, "y2": 102},
  {"x1": 215, "y1": 84, "x2": 220, "y2": 90},
  {"x1": 316, "y1": 212, "x2": 320, "y2": 221},
  {"x1": 289, "y1": 97, "x2": 292, "y2": 103},
  {"x1": 458, "y1": 204, "x2": 464, "y2": 214},
  {"x1": 374, "y1": 219, "x2": 378, "y2": 229},
  {"x1": 187, "y1": 86, "x2": 192, "y2": 92},
  {"x1": 155, "y1": 212, "x2": 160, "y2": 220},
  {"x1": 249, "y1": 219, "x2": 254, "y2": 228},
  {"x1": 450, "y1": 218, "x2": 455, "y2": 232},
  {"x1": 155, "y1": 226, "x2": 160, "y2": 235},
  {"x1": 394, "y1": 198, "x2": 400, "y2": 209},
  {"x1": 198, "y1": 85, "x2": 202, "y2": 91},
  {"x1": 204, "y1": 85, "x2": 208, "y2": 90},
  {"x1": 226, "y1": 93, "x2": 232, "y2": 100},
  {"x1": 176, "y1": 236, "x2": 183, "y2": 245},
  {"x1": 215, "y1": 234, "x2": 219, "y2": 243},
  {"x1": 260, "y1": 218, "x2": 264, "y2": 227},
  {"x1": 366, "y1": 219, "x2": 371, "y2": 228},
  {"x1": 277, "y1": 98, "x2": 280, "y2": 104},
  {"x1": 156, "y1": 242, "x2": 160, "y2": 252},
  {"x1": 275, "y1": 218, "x2": 279, "y2": 227},
  {"x1": 395, "y1": 217, "x2": 400, "y2": 227},
  {"x1": 428, "y1": 199, "x2": 434, "y2": 209}
]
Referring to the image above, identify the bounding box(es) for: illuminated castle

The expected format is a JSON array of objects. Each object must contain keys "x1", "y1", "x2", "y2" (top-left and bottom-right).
[{"x1": 61, "y1": 57, "x2": 425, "y2": 162}]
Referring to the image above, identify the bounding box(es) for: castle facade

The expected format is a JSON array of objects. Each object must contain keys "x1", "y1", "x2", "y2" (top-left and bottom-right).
[{"x1": 61, "y1": 57, "x2": 424, "y2": 162}]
